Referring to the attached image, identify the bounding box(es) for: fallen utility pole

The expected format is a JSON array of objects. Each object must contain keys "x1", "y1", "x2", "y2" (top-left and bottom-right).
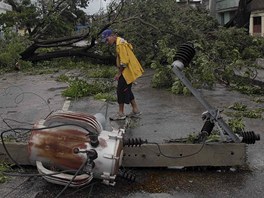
[{"x1": 0, "y1": 43, "x2": 260, "y2": 188}]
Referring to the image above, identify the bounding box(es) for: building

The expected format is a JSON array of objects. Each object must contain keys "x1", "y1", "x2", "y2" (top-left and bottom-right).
[
  {"x1": 249, "y1": 0, "x2": 264, "y2": 37},
  {"x1": 0, "y1": 1, "x2": 12, "y2": 38},
  {"x1": 208, "y1": 0, "x2": 264, "y2": 37},
  {"x1": 209, "y1": 0, "x2": 240, "y2": 26},
  {"x1": 176, "y1": 0, "x2": 203, "y2": 8},
  {"x1": 0, "y1": 1, "x2": 12, "y2": 14}
]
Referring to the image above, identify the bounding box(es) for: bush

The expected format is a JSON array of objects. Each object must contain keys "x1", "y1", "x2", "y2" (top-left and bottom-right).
[
  {"x1": 0, "y1": 33, "x2": 29, "y2": 71},
  {"x1": 62, "y1": 79, "x2": 115, "y2": 99}
]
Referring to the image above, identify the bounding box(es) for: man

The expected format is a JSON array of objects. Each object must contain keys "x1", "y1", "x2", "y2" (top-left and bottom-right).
[{"x1": 101, "y1": 29, "x2": 144, "y2": 120}]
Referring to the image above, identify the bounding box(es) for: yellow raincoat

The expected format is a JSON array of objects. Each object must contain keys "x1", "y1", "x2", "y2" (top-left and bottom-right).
[{"x1": 116, "y1": 37, "x2": 144, "y2": 84}]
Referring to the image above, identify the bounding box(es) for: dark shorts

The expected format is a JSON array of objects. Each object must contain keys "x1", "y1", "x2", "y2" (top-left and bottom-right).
[{"x1": 117, "y1": 75, "x2": 134, "y2": 104}]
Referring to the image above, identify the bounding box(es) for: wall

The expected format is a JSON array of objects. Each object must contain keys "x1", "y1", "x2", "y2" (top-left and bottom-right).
[
  {"x1": 0, "y1": 1, "x2": 12, "y2": 14},
  {"x1": 209, "y1": 0, "x2": 240, "y2": 25},
  {"x1": 249, "y1": 11, "x2": 264, "y2": 37},
  {"x1": 215, "y1": 0, "x2": 240, "y2": 11}
]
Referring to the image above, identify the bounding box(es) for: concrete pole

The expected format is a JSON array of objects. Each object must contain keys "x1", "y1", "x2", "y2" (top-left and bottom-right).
[
  {"x1": 208, "y1": 0, "x2": 216, "y2": 18},
  {"x1": 262, "y1": 15, "x2": 264, "y2": 37},
  {"x1": 249, "y1": 14, "x2": 253, "y2": 36}
]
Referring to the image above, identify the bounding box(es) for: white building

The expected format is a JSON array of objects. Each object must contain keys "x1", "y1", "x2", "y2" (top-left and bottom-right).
[
  {"x1": 176, "y1": 0, "x2": 203, "y2": 8},
  {"x1": 0, "y1": 1, "x2": 12, "y2": 14},
  {"x1": 0, "y1": 1, "x2": 12, "y2": 38},
  {"x1": 85, "y1": 0, "x2": 110, "y2": 15},
  {"x1": 249, "y1": 0, "x2": 264, "y2": 37}
]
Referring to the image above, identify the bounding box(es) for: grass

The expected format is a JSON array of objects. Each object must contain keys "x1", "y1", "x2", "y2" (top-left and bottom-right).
[
  {"x1": 0, "y1": 162, "x2": 10, "y2": 183},
  {"x1": 62, "y1": 79, "x2": 115, "y2": 99},
  {"x1": 2, "y1": 58, "x2": 118, "y2": 101}
]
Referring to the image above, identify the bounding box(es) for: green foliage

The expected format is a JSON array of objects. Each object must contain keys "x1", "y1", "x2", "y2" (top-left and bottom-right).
[
  {"x1": 21, "y1": 58, "x2": 91, "y2": 75},
  {"x1": 0, "y1": 0, "x2": 263, "y2": 98},
  {"x1": 242, "y1": 109, "x2": 263, "y2": 119},
  {"x1": 86, "y1": 66, "x2": 116, "y2": 78},
  {"x1": 232, "y1": 84, "x2": 263, "y2": 95},
  {"x1": 0, "y1": 1, "x2": 39, "y2": 32},
  {"x1": 171, "y1": 79, "x2": 191, "y2": 95},
  {"x1": 228, "y1": 117, "x2": 245, "y2": 133},
  {"x1": 225, "y1": 107, "x2": 263, "y2": 119},
  {"x1": 0, "y1": 33, "x2": 29, "y2": 70},
  {"x1": 253, "y1": 97, "x2": 264, "y2": 103},
  {"x1": 151, "y1": 68, "x2": 173, "y2": 89},
  {"x1": 62, "y1": 79, "x2": 114, "y2": 99},
  {"x1": 0, "y1": 162, "x2": 10, "y2": 183},
  {"x1": 94, "y1": 92, "x2": 116, "y2": 102},
  {"x1": 0, "y1": 0, "x2": 91, "y2": 39},
  {"x1": 207, "y1": 132, "x2": 221, "y2": 142},
  {"x1": 44, "y1": 14, "x2": 75, "y2": 38},
  {"x1": 186, "y1": 132, "x2": 197, "y2": 143},
  {"x1": 108, "y1": 0, "x2": 264, "y2": 95},
  {"x1": 58, "y1": 63, "x2": 117, "y2": 100},
  {"x1": 57, "y1": 74, "x2": 70, "y2": 82},
  {"x1": 112, "y1": 0, "x2": 218, "y2": 62},
  {"x1": 228, "y1": 102, "x2": 247, "y2": 111}
]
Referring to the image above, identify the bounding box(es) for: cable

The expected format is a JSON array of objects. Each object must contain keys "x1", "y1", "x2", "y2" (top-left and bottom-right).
[
  {"x1": 55, "y1": 157, "x2": 87, "y2": 198},
  {"x1": 0, "y1": 123, "x2": 99, "y2": 171},
  {"x1": 146, "y1": 140, "x2": 206, "y2": 159},
  {"x1": 2, "y1": 118, "x2": 34, "y2": 126},
  {"x1": 65, "y1": 182, "x2": 98, "y2": 197},
  {"x1": 2, "y1": 118, "x2": 33, "y2": 134},
  {"x1": 2, "y1": 169, "x2": 83, "y2": 177},
  {"x1": 14, "y1": 92, "x2": 51, "y2": 113},
  {"x1": 1, "y1": 86, "x2": 52, "y2": 119},
  {"x1": 44, "y1": 110, "x2": 54, "y2": 120},
  {"x1": 0, "y1": 128, "x2": 31, "y2": 171}
]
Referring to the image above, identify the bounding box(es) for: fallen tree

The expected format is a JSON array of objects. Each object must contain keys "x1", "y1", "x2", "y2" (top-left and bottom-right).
[{"x1": 1, "y1": 0, "x2": 125, "y2": 63}]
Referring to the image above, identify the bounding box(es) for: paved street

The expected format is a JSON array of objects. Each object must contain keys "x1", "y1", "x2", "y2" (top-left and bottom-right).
[{"x1": 0, "y1": 69, "x2": 263, "y2": 198}]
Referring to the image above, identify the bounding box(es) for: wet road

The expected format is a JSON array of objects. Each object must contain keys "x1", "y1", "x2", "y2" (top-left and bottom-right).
[{"x1": 0, "y1": 69, "x2": 263, "y2": 198}]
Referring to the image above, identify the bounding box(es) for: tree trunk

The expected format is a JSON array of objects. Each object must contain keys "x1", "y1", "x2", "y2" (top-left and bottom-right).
[
  {"x1": 224, "y1": 0, "x2": 253, "y2": 28},
  {"x1": 20, "y1": 30, "x2": 115, "y2": 64},
  {"x1": 24, "y1": 48, "x2": 115, "y2": 65}
]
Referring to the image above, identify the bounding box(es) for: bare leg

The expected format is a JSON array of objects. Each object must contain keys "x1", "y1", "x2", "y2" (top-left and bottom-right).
[
  {"x1": 130, "y1": 99, "x2": 139, "y2": 113},
  {"x1": 119, "y1": 103, "x2": 125, "y2": 114}
]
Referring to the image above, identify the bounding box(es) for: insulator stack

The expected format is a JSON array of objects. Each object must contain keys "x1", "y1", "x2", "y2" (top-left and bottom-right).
[
  {"x1": 174, "y1": 42, "x2": 196, "y2": 66},
  {"x1": 123, "y1": 138, "x2": 147, "y2": 147},
  {"x1": 118, "y1": 169, "x2": 136, "y2": 182},
  {"x1": 201, "y1": 120, "x2": 215, "y2": 136},
  {"x1": 241, "y1": 131, "x2": 260, "y2": 144}
]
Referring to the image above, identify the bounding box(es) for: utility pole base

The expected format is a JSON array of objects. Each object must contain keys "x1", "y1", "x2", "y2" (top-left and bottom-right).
[
  {"x1": 1, "y1": 142, "x2": 247, "y2": 168},
  {"x1": 122, "y1": 143, "x2": 247, "y2": 167}
]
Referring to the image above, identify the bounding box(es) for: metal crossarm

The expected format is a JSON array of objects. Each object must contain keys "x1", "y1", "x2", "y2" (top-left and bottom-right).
[{"x1": 171, "y1": 43, "x2": 241, "y2": 143}]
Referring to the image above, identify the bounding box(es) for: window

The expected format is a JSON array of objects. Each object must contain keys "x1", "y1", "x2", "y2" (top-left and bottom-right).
[{"x1": 253, "y1": 16, "x2": 261, "y2": 33}]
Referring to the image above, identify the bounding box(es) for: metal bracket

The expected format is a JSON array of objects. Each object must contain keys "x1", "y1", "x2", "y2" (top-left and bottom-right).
[{"x1": 171, "y1": 64, "x2": 241, "y2": 143}]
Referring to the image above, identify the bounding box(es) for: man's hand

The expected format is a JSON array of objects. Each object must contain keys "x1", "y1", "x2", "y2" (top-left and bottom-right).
[{"x1": 115, "y1": 73, "x2": 121, "y2": 81}]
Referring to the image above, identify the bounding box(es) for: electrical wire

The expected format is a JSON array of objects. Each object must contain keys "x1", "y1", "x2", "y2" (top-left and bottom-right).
[
  {"x1": 0, "y1": 128, "x2": 31, "y2": 171},
  {"x1": 1, "y1": 122, "x2": 98, "y2": 197},
  {"x1": 146, "y1": 138, "x2": 206, "y2": 159},
  {"x1": 1, "y1": 86, "x2": 52, "y2": 119},
  {"x1": 65, "y1": 181, "x2": 98, "y2": 197},
  {"x1": 2, "y1": 169, "x2": 84, "y2": 177},
  {"x1": 0, "y1": 123, "x2": 99, "y2": 171},
  {"x1": 14, "y1": 92, "x2": 51, "y2": 113},
  {"x1": 2, "y1": 118, "x2": 34, "y2": 126},
  {"x1": 2, "y1": 118, "x2": 33, "y2": 135},
  {"x1": 55, "y1": 157, "x2": 88, "y2": 198}
]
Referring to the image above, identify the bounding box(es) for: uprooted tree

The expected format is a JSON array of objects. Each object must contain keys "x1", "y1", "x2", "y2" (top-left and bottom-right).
[
  {"x1": 0, "y1": 0, "x2": 264, "y2": 94},
  {"x1": 224, "y1": 0, "x2": 253, "y2": 28},
  {"x1": 1, "y1": 0, "x2": 121, "y2": 63}
]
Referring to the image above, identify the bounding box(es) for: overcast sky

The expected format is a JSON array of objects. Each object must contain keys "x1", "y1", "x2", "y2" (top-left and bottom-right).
[
  {"x1": 85, "y1": 0, "x2": 111, "y2": 15},
  {"x1": 85, "y1": 0, "x2": 202, "y2": 14}
]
